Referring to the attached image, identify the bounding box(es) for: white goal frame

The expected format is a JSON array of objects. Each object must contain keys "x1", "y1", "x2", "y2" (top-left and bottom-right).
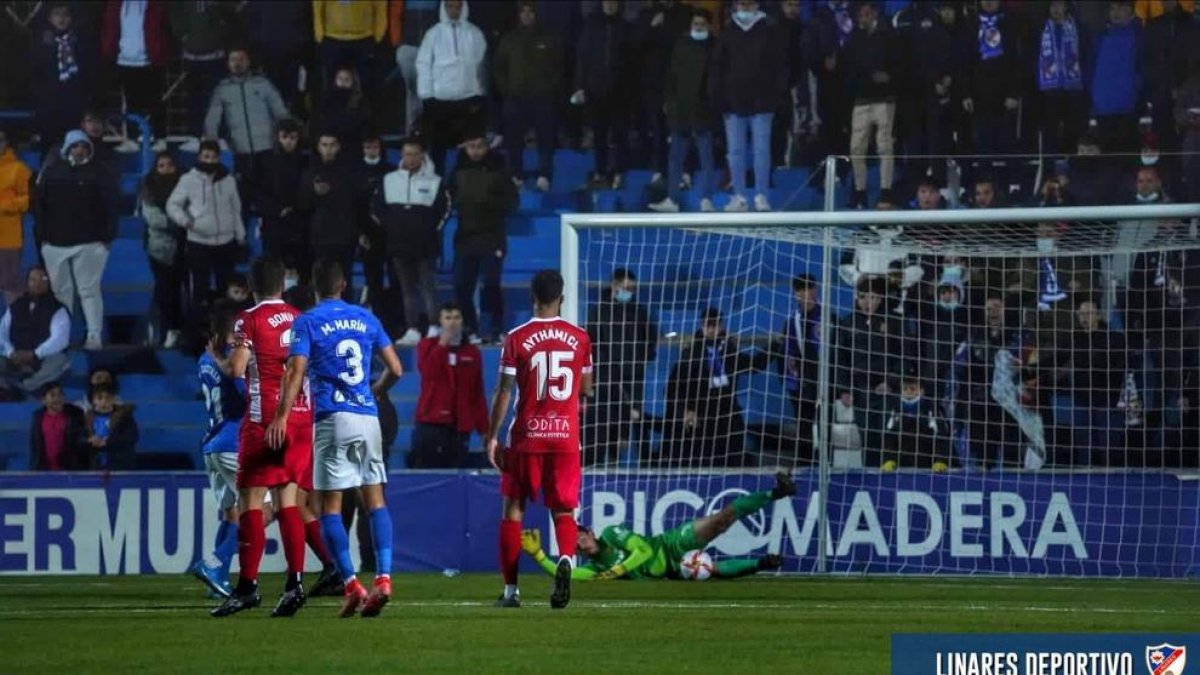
[{"x1": 562, "y1": 202, "x2": 1200, "y2": 574}]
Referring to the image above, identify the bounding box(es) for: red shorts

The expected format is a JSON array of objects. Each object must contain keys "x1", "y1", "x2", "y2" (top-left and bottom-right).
[
  {"x1": 237, "y1": 420, "x2": 313, "y2": 490},
  {"x1": 500, "y1": 451, "x2": 580, "y2": 511}
]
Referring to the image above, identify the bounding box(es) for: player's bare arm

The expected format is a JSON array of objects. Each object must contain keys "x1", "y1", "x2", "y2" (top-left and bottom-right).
[
  {"x1": 229, "y1": 341, "x2": 251, "y2": 379},
  {"x1": 486, "y1": 373, "x2": 515, "y2": 470},
  {"x1": 266, "y1": 355, "x2": 308, "y2": 449},
  {"x1": 371, "y1": 345, "x2": 404, "y2": 397}
]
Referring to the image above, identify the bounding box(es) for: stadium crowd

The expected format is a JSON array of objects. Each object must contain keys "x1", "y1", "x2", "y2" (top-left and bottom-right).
[{"x1": 0, "y1": 0, "x2": 1196, "y2": 472}]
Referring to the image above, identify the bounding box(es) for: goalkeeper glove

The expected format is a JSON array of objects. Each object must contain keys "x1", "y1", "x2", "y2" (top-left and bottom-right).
[
  {"x1": 520, "y1": 529, "x2": 542, "y2": 556},
  {"x1": 596, "y1": 565, "x2": 626, "y2": 580}
]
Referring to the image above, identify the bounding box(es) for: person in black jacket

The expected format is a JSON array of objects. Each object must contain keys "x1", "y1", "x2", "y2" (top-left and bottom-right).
[
  {"x1": 665, "y1": 307, "x2": 765, "y2": 468},
  {"x1": 1142, "y1": 0, "x2": 1192, "y2": 152},
  {"x1": 573, "y1": 0, "x2": 635, "y2": 188},
  {"x1": 372, "y1": 136, "x2": 451, "y2": 346},
  {"x1": 882, "y1": 369, "x2": 951, "y2": 471},
  {"x1": 584, "y1": 269, "x2": 659, "y2": 466},
  {"x1": 451, "y1": 132, "x2": 518, "y2": 344},
  {"x1": 833, "y1": 276, "x2": 907, "y2": 464},
  {"x1": 812, "y1": 0, "x2": 855, "y2": 166},
  {"x1": 318, "y1": 66, "x2": 372, "y2": 153},
  {"x1": 773, "y1": 0, "x2": 815, "y2": 170},
  {"x1": 711, "y1": 0, "x2": 787, "y2": 212},
  {"x1": 255, "y1": 119, "x2": 310, "y2": 282},
  {"x1": 28, "y1": 3, "x2": 97, "y2": 153},
  {"x1": 634, "y1": 0, "x2": 693, "y2": 184},
  {"x1": 845, "y1": 1, "x2": 898, "y2": 208},
  {"x1": 960, "y1": 0, "x2": 1022, "y2": 159},
  {"x1": 83, "y1": 383, "x2": 138, "y2": 470},
  {"x1": 893, "y1": 1, "x2": 959, "y2": 182},
  {"x1": 298, "y1": 130, "x2": 361, "y2": 300},
  {"x1": 0, "y1": 267, "x2": 72, "y2": 399},
  {"x1": 29, "y1": 381, "x2": 88, "y2": 471},
  {"x1": 34, "y1": 130, "x2": 117, "y2": 351},
  {"x1": 357, "y1": 131, "x2": 394, "y2": 320}
]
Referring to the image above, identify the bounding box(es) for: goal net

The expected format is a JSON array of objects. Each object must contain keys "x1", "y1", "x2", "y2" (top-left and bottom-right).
[{"x1": 562, "y1": 204, "x2": 1200, "y2": 577}]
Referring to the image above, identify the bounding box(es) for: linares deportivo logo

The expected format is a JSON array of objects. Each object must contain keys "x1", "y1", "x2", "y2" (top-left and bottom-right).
[{"x1": 1147, "y1": 643, "x2": 1187, "y2": 675}]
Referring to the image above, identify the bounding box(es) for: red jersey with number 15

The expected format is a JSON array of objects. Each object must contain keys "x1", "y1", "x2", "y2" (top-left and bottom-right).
[
  {"x1": 234, "y1": 299, "x2": 312, "y2": 426},
  {"x1": 500, "y1": 317, "x2": 593, "y2": 454}
]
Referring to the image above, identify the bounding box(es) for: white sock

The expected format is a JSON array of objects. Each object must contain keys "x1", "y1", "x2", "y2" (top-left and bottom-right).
[
  {"x1": 558, "y1": 555, "x2": 574, "y2": 568},
  {"x1": 503, "y1": 584, "x2": 519, "y2": 599}
]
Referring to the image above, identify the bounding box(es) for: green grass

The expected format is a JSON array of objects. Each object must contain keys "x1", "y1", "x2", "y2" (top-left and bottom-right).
[{"x1": 1, "y1": 574, "x2": 1197, "y2": 674}]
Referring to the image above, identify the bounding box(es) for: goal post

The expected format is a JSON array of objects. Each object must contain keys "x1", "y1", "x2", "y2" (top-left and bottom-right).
[{"x1": 561, "y1": 201, "x2": 1200, "y2": 577}]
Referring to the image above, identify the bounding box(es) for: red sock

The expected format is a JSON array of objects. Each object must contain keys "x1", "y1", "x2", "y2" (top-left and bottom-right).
[
  {"x1": 237, "y1": 509, "x2": 266, "y2": 583},
  {"x1": 304, "y1": 518, "x2": 332, "y2": 565},
  {"x1": 553, "y1": 514, "x2": 578, "y2": 558},
  {"x1": 499, "y1": 520, "x2": 522, "y2": 585},
  {"x1": 277, "y1": 506, "x2": 307, "y2": 576}
]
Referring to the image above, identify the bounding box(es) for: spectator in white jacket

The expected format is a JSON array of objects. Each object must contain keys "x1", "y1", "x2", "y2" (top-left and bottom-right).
[
  {"x1": 166, "y1": 140, "x2": 245, "y2": 313},
  {"x1": 416, "y1": 0, "x2": 487, "y2": 169}
]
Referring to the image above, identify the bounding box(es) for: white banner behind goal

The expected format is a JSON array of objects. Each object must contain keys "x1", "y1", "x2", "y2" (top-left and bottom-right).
[{"x1": 562, "y1": 204, "x2": 1200, "y2": 577}]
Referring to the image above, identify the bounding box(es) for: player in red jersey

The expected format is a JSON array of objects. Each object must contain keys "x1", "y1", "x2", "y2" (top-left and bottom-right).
[
  {"x1": 212, "y1": 259, "x2": 313, "y2": 618},
  {"x1": 487, "y1": 270, "x2": 593, "y2": 609}
]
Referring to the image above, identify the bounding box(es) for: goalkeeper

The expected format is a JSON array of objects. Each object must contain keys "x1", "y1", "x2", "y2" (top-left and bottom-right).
[{"x1": 521, "y1": 472, "x2": 796, "y2": 580}]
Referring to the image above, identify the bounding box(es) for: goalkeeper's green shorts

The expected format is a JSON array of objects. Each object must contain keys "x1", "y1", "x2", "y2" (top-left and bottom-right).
[{"x1": 658, "y1": 523, "x2": 706, "y2": 576}]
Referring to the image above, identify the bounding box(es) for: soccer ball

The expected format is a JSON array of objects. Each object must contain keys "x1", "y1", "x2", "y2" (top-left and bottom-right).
[{"x1": 679, "y1": 550, "x2": 714, "y2": 581}]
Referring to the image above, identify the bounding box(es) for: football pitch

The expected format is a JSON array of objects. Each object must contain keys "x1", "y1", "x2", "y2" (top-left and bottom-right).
[{"x1": 1, "y1": 574, "x2": 1196, "y2": 674}]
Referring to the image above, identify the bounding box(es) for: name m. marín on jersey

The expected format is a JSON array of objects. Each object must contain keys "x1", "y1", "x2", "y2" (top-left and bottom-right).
[
  {"x1": 319, "y1": 318, "x2": 369, "y2": 336},
  {"x1": 521, "y1": 328, "x2": 580, "y2": 352}
]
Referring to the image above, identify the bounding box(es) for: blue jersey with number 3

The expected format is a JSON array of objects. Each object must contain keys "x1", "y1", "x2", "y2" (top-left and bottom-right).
[{"x1": 290, "y1": 299, "x2": 390, "y2": 419}]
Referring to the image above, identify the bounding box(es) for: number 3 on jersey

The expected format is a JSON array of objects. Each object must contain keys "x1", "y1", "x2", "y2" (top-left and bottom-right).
[
  {"x1": 530, "y1": 350, "x2": 574, "y2": 401},
  {"x1": 333, "y1": 338, "x2": 364, "y2": 403}
]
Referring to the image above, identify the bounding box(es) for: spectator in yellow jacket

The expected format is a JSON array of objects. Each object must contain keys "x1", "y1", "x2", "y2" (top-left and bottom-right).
[
  {"x1": 0, "y1": 129, "x2": 32, "y2": 304},
  {"x1": 313, "y1": 0, "x2": 388, "y2": 92}
]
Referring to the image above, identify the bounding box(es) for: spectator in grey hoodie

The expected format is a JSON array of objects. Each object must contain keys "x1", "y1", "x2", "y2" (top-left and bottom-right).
[
  {"x1": 166, "y1": 140, "x2": 246, "y2": 312},
  {"x1": 203, "y1": 47, "x2": 290, "y2": 200}
]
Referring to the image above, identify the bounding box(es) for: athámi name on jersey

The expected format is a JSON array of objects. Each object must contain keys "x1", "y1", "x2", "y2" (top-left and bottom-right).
[{"x1": 519, "y1": 328, "x2": 581, "y2": 353}]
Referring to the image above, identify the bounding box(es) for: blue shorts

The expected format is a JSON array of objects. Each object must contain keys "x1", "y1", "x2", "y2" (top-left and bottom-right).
[{"x1": 202, "y1": 423, "x2": 240, "y2": 456}]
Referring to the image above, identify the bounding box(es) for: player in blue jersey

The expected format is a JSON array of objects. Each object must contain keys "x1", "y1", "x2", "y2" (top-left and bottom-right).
[
  {"x1": 269, "y1": 260, "x2": 404, "y2": 618},
  {"x1": 189, "y1": 306, "x2": 247, "y2": 598}
]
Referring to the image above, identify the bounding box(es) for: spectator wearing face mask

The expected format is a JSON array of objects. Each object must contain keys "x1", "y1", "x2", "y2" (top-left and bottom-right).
[
  {"x1": 170, "y1": 0, "x2": 237, "y2": 135},
  {"x1": 649, "y1": 7, "x2": 718, "y2": 213},
  {"x1": 711, "y1": 0, "x2": 787, "y2": 212},
  {"x1": 318, "y1": 65, "x2": 372, "y2": 152},
  {"x1": 882, "y1": 369, "x2": 951, "y2": 471},
  {"x1": 34, "y1": 130, "x2": 118, "y2": 351},
  {"x1": 357, "y1": 132, "x2": 394, "y2": 318},
  {"x1": 166, "y1": 140, "x2": 246, "y2": 313},
  {"x1": 138, "y1": 152, "x2": 184, "y2": 349},
  {"x1": 584, "y1": 268, "x2": 659, "y2": 466}
]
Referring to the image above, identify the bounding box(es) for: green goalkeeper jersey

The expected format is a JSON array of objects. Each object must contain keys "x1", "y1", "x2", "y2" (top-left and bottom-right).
[{"x1": 538, "y1": 525, "x2": 704, "y2": 580}]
